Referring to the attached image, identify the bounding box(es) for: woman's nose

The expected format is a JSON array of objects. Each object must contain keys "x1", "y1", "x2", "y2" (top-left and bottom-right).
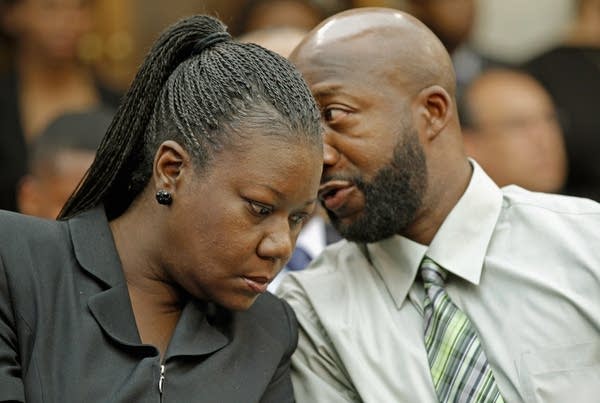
[{"x1": 257, "y1": 228, "x2": 293, "y2": 263}]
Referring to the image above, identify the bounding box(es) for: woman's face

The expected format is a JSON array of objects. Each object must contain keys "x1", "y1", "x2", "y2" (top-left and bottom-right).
[{"x1": 163, "y1": 134, "x2": 322, "y2": 311}]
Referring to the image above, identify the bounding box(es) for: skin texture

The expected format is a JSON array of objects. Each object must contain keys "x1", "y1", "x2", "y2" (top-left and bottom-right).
[
  {"x1": 290, "y1": 7, "x2": 471, "y2": 245},
  {"x1": 462, "y1": 69, "x2": 567, "y2": 193},
  {"x1": 17, "y1": 149, "x2": 95, "y2": 219},
  {"x1": 108, "y1": 133, "x2": 322, "y2": 353}
]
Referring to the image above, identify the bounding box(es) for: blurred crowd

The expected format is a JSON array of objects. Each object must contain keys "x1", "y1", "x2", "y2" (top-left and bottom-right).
[{"x1": 0, "y1": 0, "x2": 599, "y2": 219}]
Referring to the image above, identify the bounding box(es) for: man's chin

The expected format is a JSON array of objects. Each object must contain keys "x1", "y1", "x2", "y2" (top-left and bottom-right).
[{"x1": 331, "y1": 215, "x2": 397, "y2": 244}]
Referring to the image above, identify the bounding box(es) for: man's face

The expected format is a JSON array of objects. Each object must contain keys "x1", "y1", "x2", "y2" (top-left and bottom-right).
[{"x1": 292, "y1": 41, "x2": 427, "y2": 243}]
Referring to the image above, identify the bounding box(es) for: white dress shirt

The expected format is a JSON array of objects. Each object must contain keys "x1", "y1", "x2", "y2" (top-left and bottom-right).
[{"x1": 278, "y1": 161, "x2": 600, "y2": 403}]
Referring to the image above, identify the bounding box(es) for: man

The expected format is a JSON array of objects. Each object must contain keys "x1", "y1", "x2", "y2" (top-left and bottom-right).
[
  {"x1": 460, "y1": 68, "x2": 567, "y2": 193},
  {"x1": 17, "y1": 108, "x2": 112, "y2": 219},
  {"x1": 277, "y1": 7, "x2": 600, "y2": 403}
]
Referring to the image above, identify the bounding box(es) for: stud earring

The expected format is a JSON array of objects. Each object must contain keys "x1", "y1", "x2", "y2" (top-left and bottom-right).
[{"x1": 155, "y1": 190, "x2": 173, "y2": 206}]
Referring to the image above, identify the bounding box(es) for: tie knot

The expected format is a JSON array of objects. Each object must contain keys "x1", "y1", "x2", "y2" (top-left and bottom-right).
[{"x1": 420, "y1": 257, "x2": 446, "y2": 287}]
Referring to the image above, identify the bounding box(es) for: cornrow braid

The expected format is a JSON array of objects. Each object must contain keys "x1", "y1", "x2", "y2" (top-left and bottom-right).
[{"x1": 59, "y1": 15, "x2": 321, "y2": 220}]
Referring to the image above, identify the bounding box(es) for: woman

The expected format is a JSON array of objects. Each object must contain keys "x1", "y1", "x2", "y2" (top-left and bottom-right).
[{"x1": 0, "y1": 14, "x2": 322, "y2": 402}]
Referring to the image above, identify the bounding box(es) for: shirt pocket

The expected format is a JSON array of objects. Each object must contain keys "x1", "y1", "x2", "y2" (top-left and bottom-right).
[{"x1": 518, "y1": 341, "x2": 600, "y2": 403}]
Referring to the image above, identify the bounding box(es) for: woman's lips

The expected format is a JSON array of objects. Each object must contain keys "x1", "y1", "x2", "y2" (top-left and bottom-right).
[
  {"x1": 319, "y1": 180, "x2": 355, "y2": 212},
  {"x1": 243, "y1": 276, "x2": 269, "y2": 293}
]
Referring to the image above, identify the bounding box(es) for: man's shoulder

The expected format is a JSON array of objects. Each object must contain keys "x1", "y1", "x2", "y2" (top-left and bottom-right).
[
  {"x1": 501, "y1": 186, "x2": 600, "y2": 217},
  {"x1": 285, "y1": 239, "x2": 367, "y2": 286},
  {"x1": 276, "y1": 239, "x2": 373, "y2": 316}
]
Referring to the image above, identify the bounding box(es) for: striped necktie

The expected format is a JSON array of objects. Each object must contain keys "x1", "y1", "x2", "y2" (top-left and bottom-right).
[{"x1": 421, "y1": 257, "x2": 504, "y2": 403}]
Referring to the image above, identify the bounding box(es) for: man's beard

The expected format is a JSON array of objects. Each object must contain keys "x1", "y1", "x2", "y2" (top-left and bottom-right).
[{"x1": 327, "y1": 128, "x2": 427, "y2": 243}]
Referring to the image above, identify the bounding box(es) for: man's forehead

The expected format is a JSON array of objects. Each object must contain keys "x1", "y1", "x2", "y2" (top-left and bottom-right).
[
  {"x1": 309, "y1": 9, "x2": 410, "y2": 47},
  {"x1": 300, "y1": 8, "x2": 413, "y2": 53}
]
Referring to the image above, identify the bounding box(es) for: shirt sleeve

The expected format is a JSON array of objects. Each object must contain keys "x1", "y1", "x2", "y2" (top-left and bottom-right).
[
  {"x1": 277, "y1": 275, "x2": 360, "y2": 403},
  {"x1": 0, "y1": 256, "x2": 25, "y2": 402}
]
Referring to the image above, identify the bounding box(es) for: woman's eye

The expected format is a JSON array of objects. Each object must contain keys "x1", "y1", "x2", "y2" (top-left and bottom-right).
[{"x1": 249, "y1": 201, "x2": 272, "y2": 216}]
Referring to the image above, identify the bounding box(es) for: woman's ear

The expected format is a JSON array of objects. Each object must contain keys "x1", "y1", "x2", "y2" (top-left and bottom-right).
[
  {"x1": 152, "y1": 140, "x2": 190, "y2": 192},
  {"x1": 414, "y1": 85, "x2": 453, "y2": 142}
]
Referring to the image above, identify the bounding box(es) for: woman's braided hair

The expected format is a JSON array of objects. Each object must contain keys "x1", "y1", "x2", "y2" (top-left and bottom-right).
[{"x1": 59, "y1": 15, "x2": 321, "y2": 220}]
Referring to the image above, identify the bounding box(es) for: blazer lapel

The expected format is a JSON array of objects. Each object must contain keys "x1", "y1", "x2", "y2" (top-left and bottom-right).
[{"x1": 68, "y1": 206, "x2": 145, "y2": 349}]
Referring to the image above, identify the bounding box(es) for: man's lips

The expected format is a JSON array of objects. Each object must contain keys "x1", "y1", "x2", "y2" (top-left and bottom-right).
[{"x1": 318, "y1": 180, "x2": 355, "y2": 212}]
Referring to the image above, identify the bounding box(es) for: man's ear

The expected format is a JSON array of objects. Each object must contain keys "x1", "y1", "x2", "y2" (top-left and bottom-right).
[
  {"x1": 414, "y1": 85, "x2": 453, "y2": 142},
  {"x1": 152, "y1": 140, "x2": 190, "y2": 193}
]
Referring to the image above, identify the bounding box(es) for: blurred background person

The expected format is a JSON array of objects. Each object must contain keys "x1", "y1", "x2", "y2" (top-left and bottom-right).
[
  {"x1": 403, "y1": 0, "x2": 503, "y2": 95},
  {"x1": 237, "y1": 26, "x2": 307, "y2": 58},
  {"x1": 17, "y1": 107, "x2": 112, "y2": 219},
  {"x1": 460, "y1": 68, "x2": 568, "y2": 193},
  {"x1": 232, "y1": 0, "x2": 330, "y2": 36},
  {"x1": 523, "y1": 0, "x2": 600, "y2": 200},
  {"x1": 0, "y1": 0, "x2": 120, "y2": 212}
]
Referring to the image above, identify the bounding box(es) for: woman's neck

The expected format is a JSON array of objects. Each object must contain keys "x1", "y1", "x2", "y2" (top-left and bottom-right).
[{"x1": 109, "y1": 202, "x2": 185, "y2": 358}]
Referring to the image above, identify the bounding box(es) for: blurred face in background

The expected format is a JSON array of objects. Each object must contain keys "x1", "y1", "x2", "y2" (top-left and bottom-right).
[
  {"x1": 2, "y1": 0, "x2": 93, "y2": 62},
  {"x1": 462, "y1": 70, "x2": 567, "y2": 193},
  {"x1": 241, "y1": 0, "x2": 323, "y2": 34},
  {"x1": 408, "y1": 0, "x2": 476, "y2": 53},
  {"x1": 17, "y1": 148, "x2": 95, "y2": 218}
]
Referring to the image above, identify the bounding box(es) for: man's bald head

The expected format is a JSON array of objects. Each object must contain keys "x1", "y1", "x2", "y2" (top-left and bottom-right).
[
  {"x1": 290, "y1": 7, "x2": 471, "y2": 245},
  {"x1": 290, "y1": 7, "x2": 456, "y2": 98}
]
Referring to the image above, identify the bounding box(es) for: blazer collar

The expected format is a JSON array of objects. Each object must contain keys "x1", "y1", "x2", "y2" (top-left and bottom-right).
[
  {"x1": 68, "y1": 206, "x2": 228, "y2": 355},
  {"x1": 68, "y1": 205, "x2": 126, "y2": 288}
]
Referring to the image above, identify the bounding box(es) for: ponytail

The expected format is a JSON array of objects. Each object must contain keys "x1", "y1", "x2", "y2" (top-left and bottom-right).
[
  {"x1": 60, "y1": 14, "x2": 320, "y2": 220},
  {"x1": 60, "y1": 16, "x2": 228, "y2": 219}
]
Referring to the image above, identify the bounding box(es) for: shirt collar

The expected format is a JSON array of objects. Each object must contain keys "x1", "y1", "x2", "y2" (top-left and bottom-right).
[
  {"x1": 427, "y1": 160, "x2": 503, "y2": 285},
  {"x1": 366, "y1": 160, "x2": 503, "y2": 307}
]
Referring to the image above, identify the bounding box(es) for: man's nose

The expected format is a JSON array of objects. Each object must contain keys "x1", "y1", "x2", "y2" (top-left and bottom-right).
[{"x1": 323, "y1": 142, "x2": 340, "y2": 167}]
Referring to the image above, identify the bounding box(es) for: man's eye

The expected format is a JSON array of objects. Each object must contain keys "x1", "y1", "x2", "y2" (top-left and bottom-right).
[
  {"x1": 290, "y1": 213, "x2": 308, "y2": 227},
  {"x1": 249, "y1": 201, "x2": 272, "y2": 216},
  {"x1": 323, "y1": 107, "x2": 347, "y2": 122}
]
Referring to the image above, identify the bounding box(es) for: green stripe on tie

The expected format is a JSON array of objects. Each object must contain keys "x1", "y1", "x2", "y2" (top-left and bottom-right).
[{"x1": 421, "y1": 257, "x2": 504, "y2": 403}]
